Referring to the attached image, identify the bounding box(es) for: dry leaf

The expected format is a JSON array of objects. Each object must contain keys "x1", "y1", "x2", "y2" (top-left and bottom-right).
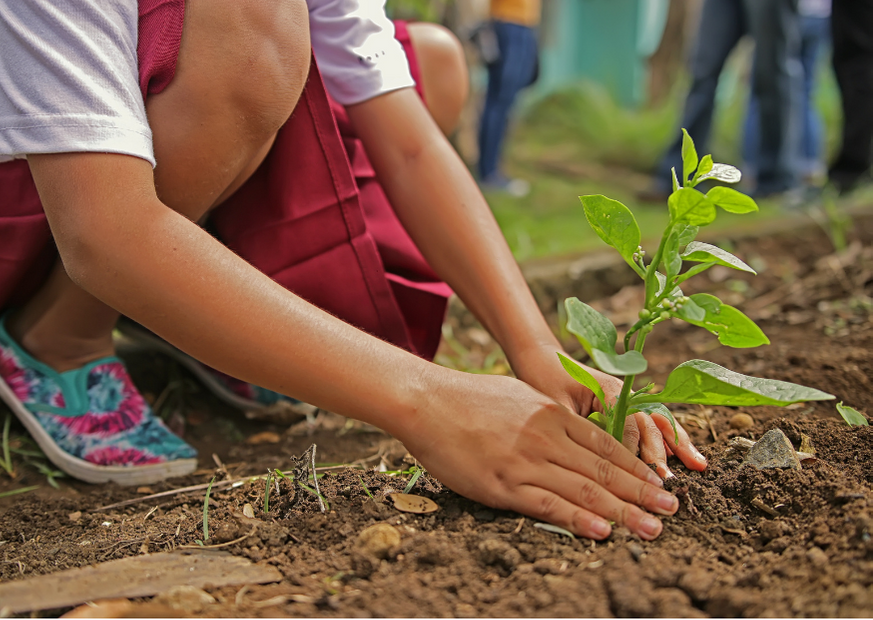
[
  {"x1": 245, "y1": 431, "x2": 281, "y2": 445},
  {"x1": 243, "y1": 504, "x2": 255, "y2": 519},
  {"x1": 388, "y1": 493, "x2": 439, "y2": 514}
]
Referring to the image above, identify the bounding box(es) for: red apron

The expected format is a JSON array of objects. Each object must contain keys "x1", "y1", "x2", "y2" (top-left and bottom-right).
[{"x1": 0, "y1": 2, "x2": 450, "y2": 361}]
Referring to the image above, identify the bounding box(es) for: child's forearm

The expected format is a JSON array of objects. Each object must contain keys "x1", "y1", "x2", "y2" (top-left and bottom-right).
[
  {"x1": 28, "y1": 152, "x2": 434, "y2": 435},
  {"x1": 346, "y1": 89, "x2": 561, "y2": 366}
]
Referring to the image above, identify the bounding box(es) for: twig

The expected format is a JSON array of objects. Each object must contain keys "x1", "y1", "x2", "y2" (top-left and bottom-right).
[
  {"x1": 699, "y1": 405, "x2": 717, "y2": 441},
  {"x1": 513, "y1": 518, "x2": 525, "y2": 534},
  {"x1": 179, "y1": 525, "x2": 258, "y2": 550},
  {"x1": 98, "y1": 459, "x2": 363, "y2": 511}
]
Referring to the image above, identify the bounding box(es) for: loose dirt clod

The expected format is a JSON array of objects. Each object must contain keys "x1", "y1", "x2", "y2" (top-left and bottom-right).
[
  {"x1": 729, "y1": 413, "x2": 754, "y2": 430},
  {"x1": 355, "y1": 523, "x2": 401, "y2": 559},
  {"x1": 743, "y1": 428, "x2": 802, "y2": 470}
]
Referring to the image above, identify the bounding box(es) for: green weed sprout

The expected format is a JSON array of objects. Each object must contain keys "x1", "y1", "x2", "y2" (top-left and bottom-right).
[
  {"x1": 201, "y1": 476, "x2": 215, "y2": 543},
  {"x1": 559, "y1": 130, "x2": 835, "y2": 445},
  {"x1": 836, "y1": 402, "x2": 869, "y2": 427},
  {"x1": 1, "y1": 415, "x2": 13, "y2": 478}
]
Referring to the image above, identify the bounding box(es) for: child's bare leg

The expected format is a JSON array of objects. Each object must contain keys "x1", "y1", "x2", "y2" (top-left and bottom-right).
[
  {"x1": 406, "y1": 22, "x2": 469, "y2": 135},
  {"x1": 7, "y1": 0, "x2": 310, "y2": 372}
]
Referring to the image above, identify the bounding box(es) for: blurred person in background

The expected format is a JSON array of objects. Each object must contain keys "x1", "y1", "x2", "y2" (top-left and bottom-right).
[
  {"x1": 640, "y1": 0, "x2": 803, "y2": 201},
  {"x1": 743, "y1": 0, "x2": 831, "y2": 190},
  {"x1": 477, "y1": 0, "x2": 541, "y2": 197},
  {"x1": 828, "y1": 0, "x2": 873, "y2": 193}
]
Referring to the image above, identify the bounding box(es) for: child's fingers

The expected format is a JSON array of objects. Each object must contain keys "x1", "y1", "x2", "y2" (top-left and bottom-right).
[
  {"x1": 565, "y1": 415, "x2": 664, "y2": 487},
  {"x1": 549, "y1": 441, "x2": 679, "y2": 519},
  {"x1": 622, "y1": 414, "x2": 642, "y2": 455},
  {"x1": 651, "y1": 413, "x2": 707, "y2": 471},
  {"x1": 636, "y1": 412, "x2": 672, "y2": 478},
  {"x1": 519, "y1": 466, "x2": 666, "y2": 541},
  {"x1": 508, "y1": 485, "x2": 613, "y2": 540}
]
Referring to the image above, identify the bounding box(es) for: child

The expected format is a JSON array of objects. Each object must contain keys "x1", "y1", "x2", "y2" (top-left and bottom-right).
[{"x1": 0, "y1": 0, "x2": 705, "y2": 541}]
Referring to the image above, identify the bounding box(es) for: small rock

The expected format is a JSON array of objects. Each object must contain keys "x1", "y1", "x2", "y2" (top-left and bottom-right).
[
  {"x1": 806, "y1": 546, "x2": 829, "y2": 566},
  {"x1": 729, "y1": 413, "x2": 754, "y2": 430},
  {"x1": 68, "y1": 511, "x2": 82, "y2": 523},
  {"x1": 743, "y1": 429, "x2": 801, "y2": 470},
  {"x1": 211, "y1": 522, "x2": 240, "y2": 544},
  {"x1": 355, "y1": 523, "x2": 401, "y2": 559},
  {"x1": 153, "y1": 585, "x2": 216, "y2": 613}
]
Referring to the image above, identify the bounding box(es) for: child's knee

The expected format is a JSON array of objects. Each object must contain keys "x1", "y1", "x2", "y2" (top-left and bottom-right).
[
  {"x1": 146, "y1": 0, "x2": 311, "y2": 214},
  {"x1": 407, "y1": 23, "x2": 469, "y2": 135}
]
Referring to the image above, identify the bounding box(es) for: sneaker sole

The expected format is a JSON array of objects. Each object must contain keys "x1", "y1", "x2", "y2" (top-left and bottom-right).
[
  {"x1": 115, "y1": 322, "x2": 316, "y2": 418},
  {"x1": 0, "y1": 377, "x2": 197, "y2": 485}
]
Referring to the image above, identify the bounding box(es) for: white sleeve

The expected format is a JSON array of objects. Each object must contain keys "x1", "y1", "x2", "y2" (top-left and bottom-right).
[
  {"x1": 0, "y1": 1, "x2": 154, "y2": 165},
  {"x1": 308, "y1": 0, "x2": 416, "y2": 106}
]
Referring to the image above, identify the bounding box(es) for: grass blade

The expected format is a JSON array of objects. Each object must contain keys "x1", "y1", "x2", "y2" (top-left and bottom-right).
[
  {"x1": 403, "y1": 466, "x2": 423, "y2": 494},
  {"x1": 203, "y1": 476, "x2": 215, "y2": 541},
  {"x1": 358, "y1": 475, "x2": 375, "y2": 500},
  {"x1": 0, "y1": 485, "x2": 39, "y2": 499}
]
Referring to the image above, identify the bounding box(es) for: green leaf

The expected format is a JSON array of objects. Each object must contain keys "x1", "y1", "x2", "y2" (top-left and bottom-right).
[
  {"x1": 676, "y1": 224, "x2": 699, "y2": 248},
  {"x1": 680, "y1": 294, "x2": 770, "y2": 348},
  {"x1": 668, "y1": 188, "x2": 717, "y2": 226},
  {"x1": 587, "y1": 411, "x2": 610, "y2": 432},
  {"x1": 697, "y1": 162, "x2": 742, "y2": 184},
  {"x1": 836, "y1": 402, "x2": 869, "y2": 426},
  {"x1": 629, "y1": 403, "x2": 678, "y2": 443},
  {"x1": 557, "y1": 352, "x2": 606, "y2": 405},
  {"x1": 579, "y1": 195, "x2": 641, "y2": 269},
  {"x1": 671, "y1": 168, "x2": 681, "y2": 192},
  {"x1": 706, "y1": 187, "x2": 759, "y2": 214},
  {"x1": 564, "y1": 298, "x2": 618, "y2": 357},
  {"x1": 674, "y1": 297, "x2": 706, "y2": 322},
  {"x1": 681, "y1": 241, "x2": 756, "y2": 274},
  {"x1": 691, "y1": 154, "x2": 713, "y2": 185},
  {"x1": 681, "y1": 129, "x2": 698, "y2": 183},
  {"x1": 634, "y1": 360, "x2": 835, "y2": 406},
  {"x1": 655, "y1": 271, "x2": 684, "y2": 298},
  {"x1": 591, "y1": 349, "x2": 648, "y2": 376},
  {"x1": 663, "y1": 228, "x2": 683, "y2": 280}
]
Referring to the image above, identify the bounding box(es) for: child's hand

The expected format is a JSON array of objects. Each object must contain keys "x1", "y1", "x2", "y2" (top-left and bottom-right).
[
  {"x1": 395, "y1": 370, "x2": 680, "y2": 541},
  {"x1": 509, "y1": 345, "x2": 707, "y2": 479}
]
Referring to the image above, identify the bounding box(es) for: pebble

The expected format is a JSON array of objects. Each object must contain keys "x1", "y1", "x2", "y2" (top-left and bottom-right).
[
  {"x1": 743, "y1": 428, "x2": 801, "y2": 470},
  {"x1": 730, "y1": 413, "x2": 755, "y2": 430},
  {"x1": 153, "y1": 586, "x2": 216, "y2": 613},
  {"x1": 355, "y1": 523, "x2": 401, "y2": 559},
  {"x1": 806, "y1": 546, "x2": 829, "y2": 566}
]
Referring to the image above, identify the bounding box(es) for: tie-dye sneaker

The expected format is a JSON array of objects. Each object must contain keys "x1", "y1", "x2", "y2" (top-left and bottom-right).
[
  {"x1": 0, "y1": 314, "x2": 197, "y2": 485},
  {"x1": 115, "y1": 320, "x2": 317, "y2": 419}
]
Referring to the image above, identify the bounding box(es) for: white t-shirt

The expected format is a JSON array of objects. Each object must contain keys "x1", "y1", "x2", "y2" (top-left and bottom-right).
[{"x1": 0, "y1": 0, "x2": 414, "y2": 166}]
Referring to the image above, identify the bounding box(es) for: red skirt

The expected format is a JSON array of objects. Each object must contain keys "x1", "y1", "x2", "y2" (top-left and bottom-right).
[{"x1": 0, "y1": 2, "x2": 450, "y2": 360}]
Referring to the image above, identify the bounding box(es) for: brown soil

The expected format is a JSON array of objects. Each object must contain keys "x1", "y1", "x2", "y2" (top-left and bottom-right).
[{"x1": 2, "y1": 211, "x2": 873, "y2": 617}]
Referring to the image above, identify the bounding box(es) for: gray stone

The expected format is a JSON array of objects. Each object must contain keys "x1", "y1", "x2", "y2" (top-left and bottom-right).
[{"x1": 743, "y1": 429, "x2": 802, "y2": 470}]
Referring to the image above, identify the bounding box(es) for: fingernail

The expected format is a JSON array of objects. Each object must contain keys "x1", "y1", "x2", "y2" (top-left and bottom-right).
[
  {"x1": 590, "y1": 519, "x2": 611, "y2": 539},
  {"x1": 639, "y1": 516, "x2": 662, "y2": 539},
  {"x1": 656, "y1": 492, "x2": 678, "y2": 513},
  {"x1": 646, "y1": 470, "x2": 664, "y2": 487},
  {"x1": 693, "y1": 447, "x2": 708, "y2": 464}
]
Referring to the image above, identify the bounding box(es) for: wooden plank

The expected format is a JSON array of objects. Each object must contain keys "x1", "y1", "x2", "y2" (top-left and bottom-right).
[{"x1": 0, "y1": 550, "x2": 282, "y2": 614}]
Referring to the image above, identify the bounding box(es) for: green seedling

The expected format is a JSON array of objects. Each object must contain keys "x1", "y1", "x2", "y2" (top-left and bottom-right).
[
  {"x1": 201, "y1": 476, "x2": 215, "y2": 543},
  {"x1": 1, "y1": 415, "x2": 13, "y2": 478},
  {"x1": 358, "y1": 475, "x2": 375, "y2": 500},
  {"x1": 0, "y1": 485, "x2": 39, "y2": 499},
  {"x1": 403, "y1": 465, "x2": 424, "y2": 494},
  {"x1": 560, "y1": 130, "x2": 835, "y2": 445},
  {"x1": 836, "y1": 402, "x2": 869, "y2": 427}
]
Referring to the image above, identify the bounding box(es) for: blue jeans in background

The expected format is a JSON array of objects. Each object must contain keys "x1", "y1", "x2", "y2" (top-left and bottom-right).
[
  {"x1": 477, "y1": 20, "x2": 538, "y2": 182},
  {"x1": 744, "y1": 15, "x2": 830, "y2": 180},
  {"x1": 654, "y1": 0, "x2": 803, "y2": 195}
]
